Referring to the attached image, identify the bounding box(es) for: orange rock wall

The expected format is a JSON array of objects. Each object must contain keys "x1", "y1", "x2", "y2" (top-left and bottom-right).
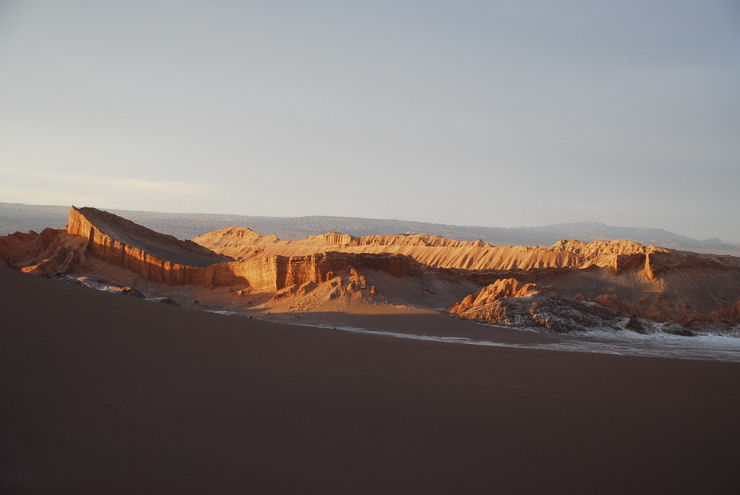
[
  {"x1": 196, "y1": 229, "x2": 671, "y2": 277},
  {"x1": 68, "y1": 207, "x2": 207, "y2": 285},
  {"x1": 66, "y1": 207, "x2": 437, "y2": 291}
]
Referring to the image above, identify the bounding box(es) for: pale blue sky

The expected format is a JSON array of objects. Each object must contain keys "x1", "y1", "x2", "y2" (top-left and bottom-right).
[{"x1": 1, "y1": 1, "x2": 739, "y2": 240}]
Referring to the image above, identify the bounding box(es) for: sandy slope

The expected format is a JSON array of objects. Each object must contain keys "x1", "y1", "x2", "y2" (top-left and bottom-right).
[{"x1": 2, "y1": 267, "x2": 740, "y2": 494}]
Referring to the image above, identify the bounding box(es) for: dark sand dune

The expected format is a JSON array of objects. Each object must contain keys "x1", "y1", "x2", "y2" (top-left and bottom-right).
[{"x1": 1, "y1": 267, "x2": 739, "y2": 494}]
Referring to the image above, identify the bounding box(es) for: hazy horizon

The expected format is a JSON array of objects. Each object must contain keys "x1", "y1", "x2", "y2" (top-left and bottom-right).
[
  {"x1": 1, "y1": 1, "x2": 739, "y2": 241},
  {"x1": 4, "y1": 200, "x2": 739, "y2": 245}
]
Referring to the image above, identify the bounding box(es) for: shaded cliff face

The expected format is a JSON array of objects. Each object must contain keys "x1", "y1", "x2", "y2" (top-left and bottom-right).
[
  {"x1": 220, "y1": 251, "x2": 478, "y2": 306},
  {"x1": 222, "y1": 252, "x2": 432, "y2": 293}
]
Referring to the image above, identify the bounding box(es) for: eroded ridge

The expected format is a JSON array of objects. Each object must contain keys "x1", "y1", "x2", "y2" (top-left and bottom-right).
[{"x1": 1, "y1": 206, "x2": 738, "y2": 334}]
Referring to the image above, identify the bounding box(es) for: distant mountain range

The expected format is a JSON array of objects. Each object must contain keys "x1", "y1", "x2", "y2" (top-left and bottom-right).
[{"x1": 1, "y1": 202, "x2": 738, "y2": 255}]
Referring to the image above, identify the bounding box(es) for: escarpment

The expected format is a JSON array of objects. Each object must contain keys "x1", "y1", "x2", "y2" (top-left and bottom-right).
[
  {"x1": 66, "y1": 207, "x2": 232, "y2": 284},
  {"x1": 195, "y1": 227, "x2": 671, "y2": 275},
  {"x1": 1, "y1": 206, "x2": 738, "y2": 333},
  {"x1": 68, "y1": 207, "x2": 230, "y2": 267},
  {"x1": 3, "y1": 207, "x2": 461, "y2": 292}
]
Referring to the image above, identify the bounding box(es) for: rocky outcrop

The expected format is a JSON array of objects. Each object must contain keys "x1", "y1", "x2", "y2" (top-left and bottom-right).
[
  {"x1": 66, "y1": 207, "x2": 232, "y2": 285},
  {"x1": 450, "y1": 279, "x2": 634, "y2": 333},
  {"x1": 451, "y1": 278, "x2": 542, "y2": 311},
  {"x1": 69, "y1": 206, "x2": 229, "y2": 265},
  {"x1": 0, "y1": 228, "x2": 87, "y2": 276},
  {"x1": 450, "y1": 274, "x2": 740, "y2": 333},
  {"x1": 271, "y1": 263, "x2": 375, "y2": 303}
]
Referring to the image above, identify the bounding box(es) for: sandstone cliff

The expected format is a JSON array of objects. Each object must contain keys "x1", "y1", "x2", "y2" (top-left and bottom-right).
[
  {"x1": 3, "y1": 208, "x2": 469, "y2": 298},
  {"x1": 194, "y1": 224, "x2": 740, "y2": 327},
  {"x1": 64, "y1": 207, "x2": 242, "y2": 284},
  {"x1": 195, "y1": 227, "x2": 670, "y2": 274},
  {"x1": 1, "y1": 206, "x2": 738, "y2": 332}
]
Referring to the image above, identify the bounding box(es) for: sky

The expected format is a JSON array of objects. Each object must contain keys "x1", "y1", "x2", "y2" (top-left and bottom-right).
[{"x1": 1, "y1": 1, "x2": 739, "y2": 241}]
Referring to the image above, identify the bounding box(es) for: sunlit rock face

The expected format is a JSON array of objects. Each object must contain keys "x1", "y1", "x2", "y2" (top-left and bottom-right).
[
  {"x1": 449, "y1": 279, "x2": 629, "y2": 332},
  {"x1": 1, "y1": 206, "x2": 738, "y2": 332},
  {"x1": 195, "y1": 227, "x2": 671, "y2": 272},
  {"x1": 0, "y1": 227, "x2": 86, "y2": 276},
  {"x1": 66, "y1": 206, "x2": 232, "y2": 284}
]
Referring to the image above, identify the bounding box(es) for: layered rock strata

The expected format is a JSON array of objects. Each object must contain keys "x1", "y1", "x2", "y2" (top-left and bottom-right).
[{"x1": 1, "y1": 206, "x2": 738, "y2": 331}]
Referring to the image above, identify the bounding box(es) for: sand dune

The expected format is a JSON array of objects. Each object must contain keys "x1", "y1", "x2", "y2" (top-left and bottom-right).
[
  {"x1": 2, "y1": 266, "x2": 740, "y2": 493},
  {"x1": 3, "y1": 207, "x2": 740, "y2": 492}
]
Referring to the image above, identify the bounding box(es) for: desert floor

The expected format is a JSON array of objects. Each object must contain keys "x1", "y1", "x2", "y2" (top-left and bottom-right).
[{"x1": 1, "y1": 267, "x2": 739, "y2": 494}]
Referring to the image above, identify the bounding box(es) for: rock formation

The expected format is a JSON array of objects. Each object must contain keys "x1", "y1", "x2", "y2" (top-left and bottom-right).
[
  {"x1": 0, "y1": 227, "x2": 87, "y2": 276},
  {"x1": 195, "y1": 228, "x2": 670, "y2": 273},
  {"x1": 1, "y1": 206, "x2": 738, "y2": 333},
  {"x1": 66, "y1": 206, "x2": 233, "y2": 284},
  {"x1": 449, "y1": 279, "x2": 629, "y2": 333}
]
